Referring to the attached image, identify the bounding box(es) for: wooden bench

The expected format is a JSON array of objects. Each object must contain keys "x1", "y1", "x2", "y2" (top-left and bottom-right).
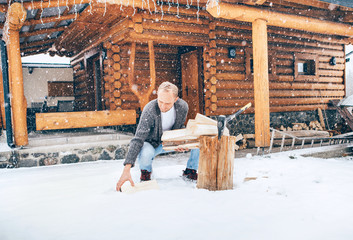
[{"x1": 35, "y1": 110, "x2": 136, "y2": 130}]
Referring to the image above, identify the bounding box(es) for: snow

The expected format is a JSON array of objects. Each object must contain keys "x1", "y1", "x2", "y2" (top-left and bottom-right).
[
  {"x1": 21, "y1": 54, "x2": 70, "y2": 64},
  {"x1": 1, "y1": 147, "x2": 353, "y2": 240}
]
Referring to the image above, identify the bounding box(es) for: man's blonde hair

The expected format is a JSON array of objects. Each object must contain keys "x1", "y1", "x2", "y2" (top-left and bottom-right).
[{"x1": 157, "y1": 81, "x2": 179, "y2": 97}]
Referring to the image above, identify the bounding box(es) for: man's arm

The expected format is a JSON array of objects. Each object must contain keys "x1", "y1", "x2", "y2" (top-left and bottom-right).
[
  {"x1": 116, "y1": 107, "x2": 155, "y2": 191},
  {"x1": 116, "y1": 164, "x2": 134, "y2": 191},
  {"x1": 123, "y1": 110, "x2": 154, "y2": 167}
]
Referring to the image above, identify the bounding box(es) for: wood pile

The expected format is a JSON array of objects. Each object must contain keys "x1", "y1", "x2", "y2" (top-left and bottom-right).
[
  {"x1": 279, "y1": 120, "x2": 324, "y2": 132},
  {"x1": 162, "y1": 113, "x2": 243, "y2": 151}
]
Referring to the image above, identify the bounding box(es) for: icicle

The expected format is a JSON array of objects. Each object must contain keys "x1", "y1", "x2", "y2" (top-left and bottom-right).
[
  {"x1": 74, "y1": 1, "x2": 78, "y2": 20},
  {"x1": 196, "y1": 0, "x2": 200, "y2": 21},
  {"x1": 133, "y1": 0, "x2": 136, "y2": 16},
  {"x1": 168, "y1": 0, "x2": 171, "y2": 12},
  {"x1": 57, "y1": 0, "x2": 61, "y2": 19},
  {"x1": 103, "y1": 0, "x2": 107, "y2": 16},
  {"x1": 40, "y1": 0, "x2": 44, "y2": 24},
  {"x1": 160, "y1": 0, "x2": 164, "y2": 20},
  {"x1": 120, "y1": 0, "x2": 123, "y2": 11},
  {"x1": 186, "y1": 0, "x2": 190, "y2": 9},
  {"x1": 176, "y1": 0, "x2": 180, "y2": 18},
  {"x1": 89, "y1": 0, "x2": 93, "y2": 15},
  {"x1": 30, "y1": 0, "x2": 35, "y2": 16}
]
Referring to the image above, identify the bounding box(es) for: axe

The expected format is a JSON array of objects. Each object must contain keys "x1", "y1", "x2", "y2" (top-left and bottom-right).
[{"x1": 217, "y1": 103, "x2": 252, "y2": 139}]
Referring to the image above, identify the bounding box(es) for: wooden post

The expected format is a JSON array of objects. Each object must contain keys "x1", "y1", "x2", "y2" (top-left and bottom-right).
[
  {"x1": 197, "y1": 136, "x2": 236, "y2": 191},
  {"x1": 128, "y1": 41, "x2": 156, "y2": 110},
  {"x1": 4, "y1": 3, "x2": 28, "y2": 146},
  {"x1": 252, "y1": 18, "x2": 270, "y2": 147},
  {"x1": 0, "y1": 70, "x2": 5, "y2": 129}
]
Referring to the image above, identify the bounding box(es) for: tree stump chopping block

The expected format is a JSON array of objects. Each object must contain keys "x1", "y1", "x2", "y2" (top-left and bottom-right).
[{"x1": 197, "y1": 136, "x2": 237, "y2": 191}]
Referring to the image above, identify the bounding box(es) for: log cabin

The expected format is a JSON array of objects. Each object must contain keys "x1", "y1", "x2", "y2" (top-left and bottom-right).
[{"x1": 1, "y1": 0, "x2": 353, "y2": 148}]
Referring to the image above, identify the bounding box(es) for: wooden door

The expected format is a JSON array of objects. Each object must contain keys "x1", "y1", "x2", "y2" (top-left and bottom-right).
[
  {"x1": 181, "y1": 50, "x2": 200, "y2": 120},
  {"x1": 87, "y1": 54, "x2": 103, "y2": 111}
]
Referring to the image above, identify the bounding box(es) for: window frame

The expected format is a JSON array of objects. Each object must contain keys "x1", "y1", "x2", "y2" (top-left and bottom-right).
[{"x1": 294, "y1": 53, "x2": 319, "y2": 81}]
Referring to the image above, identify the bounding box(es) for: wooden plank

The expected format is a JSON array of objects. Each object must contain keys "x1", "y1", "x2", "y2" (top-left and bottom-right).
[
  {"x1": 121, "y1": 179, "x2": 159, "y2": 194},
  {"x1": 35, "y1": 110, "x2": 136, "y2": 130}
]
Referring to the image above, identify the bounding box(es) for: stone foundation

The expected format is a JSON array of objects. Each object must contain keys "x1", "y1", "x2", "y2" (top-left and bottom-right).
[{"x1": 0, "y1": 140, "x2": 130, "y2": 168}]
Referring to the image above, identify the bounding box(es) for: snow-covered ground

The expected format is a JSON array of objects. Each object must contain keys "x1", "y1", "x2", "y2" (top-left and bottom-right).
[{"x1": 1, "y1": 147, "x2": 353, "y2": 240}]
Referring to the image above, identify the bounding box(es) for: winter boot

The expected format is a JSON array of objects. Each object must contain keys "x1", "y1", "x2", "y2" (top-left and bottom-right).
[
  {"x1": 182, "y1": 168, "x2": 198, "y2": 181},
  {"x1": 140, "y1": 170, "x2": 151, "y2": 181}
]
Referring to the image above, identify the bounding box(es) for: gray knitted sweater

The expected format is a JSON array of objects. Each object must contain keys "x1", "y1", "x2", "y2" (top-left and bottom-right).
[{"x1": 123, "y1": 98, "x2": 188, "y2": 167}]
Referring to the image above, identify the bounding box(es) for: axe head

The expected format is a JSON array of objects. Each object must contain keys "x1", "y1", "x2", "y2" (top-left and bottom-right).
[{"x1": 217, "y1": 115, "x2": 226, "y2": 140}]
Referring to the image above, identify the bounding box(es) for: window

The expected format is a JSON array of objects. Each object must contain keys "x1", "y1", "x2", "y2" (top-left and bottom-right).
[
  {"x1": 294, "y1": 53, "x2": 318, "y2": 81},
  {"x1": 245, "y1": 48, "x2": 275, "y2": 80}
]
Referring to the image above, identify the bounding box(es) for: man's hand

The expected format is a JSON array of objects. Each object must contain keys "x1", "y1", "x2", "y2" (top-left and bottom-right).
[{"x1": 116, "y1": 164, "x2": 135, "y2": 192}]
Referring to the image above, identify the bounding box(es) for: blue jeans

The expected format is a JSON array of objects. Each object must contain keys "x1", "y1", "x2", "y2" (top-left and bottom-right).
[{"x1": 137, "y1": 142, "x2": 200, "y2": 172}]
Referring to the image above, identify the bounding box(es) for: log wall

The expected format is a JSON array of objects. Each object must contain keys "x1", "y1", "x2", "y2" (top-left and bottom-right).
[
  {"x1": 87, "y1": 7, "x2": 346, "y2": 118},
  {"x1": 72, "y1": 58, "x2": 90, "y2": 111},
  {"x1": 210, "y1": 19, "x2": 345, "y2": 116},
  {"x1": 103, "y1": 42, "x2": 180, "y2": 110}
]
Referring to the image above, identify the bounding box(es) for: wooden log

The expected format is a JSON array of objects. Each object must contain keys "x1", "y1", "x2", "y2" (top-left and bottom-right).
[
  {"x1": 253, "y1": 18, "x2": 270, "y2": 147},
  {"x1": 111, "y1": 45, "x2": 120, "y2": 53},
  {"x1": 142, "y1": 20, "x2": 210, "y2": 35},
  {"x1": 36, "y1": 110, "x2": 136, "y2": 130},
  {"x1": 142, "y1": 12, "x2": 210, "y2": 25},
  {"x1": 207, "y1": 1, "x2": 353, "y2": 37},
  {"x1": 128, "y1": 31, "x2": 208, "y2": 46},
  {"x1": 318, "y1": 108, "x2": 326, "y2": 129},
  {"x1": 197, "y1": 136, "x2": 236, "y2": 191},
  {"x1": 215, "y1": 73, "x2": 246, "y2": 81},
  {"x1": 215, "y1": 20, "x2": 349, "y2": 45},
  {"x1": 5, "y1": 3, "x2": 28, "y2": 146}
]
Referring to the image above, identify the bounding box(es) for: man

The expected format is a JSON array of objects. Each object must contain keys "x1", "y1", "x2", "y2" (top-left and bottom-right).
[{"x1": 116, "y1": 82, "x2": 200, "y2": 191}]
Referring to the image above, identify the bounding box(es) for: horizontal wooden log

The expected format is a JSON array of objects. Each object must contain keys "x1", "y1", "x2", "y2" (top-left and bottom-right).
[
  {"x1": 208, "y1": 2, "x2": 353, "y2": 37},
  {"x1": 120, "y1": 51, "x2": 177, "y2": 60},
  {"x1": 216, "y1": 56, "x2": 245, "y2": 64},
  {"x1": 216, "y1": 65, "x2": 245, "y2": 72},
  {"x1": 217, "y1": 81, "x2": 345, "y2": 91},
  {"x1": 318, "y1": 62, "x2": 345, "y2": 71},
  {"x1": 214, "y1": 19, "x2": 350, "y2": 45},
  {"x1": 269, "y1": 44, "x2": 344, "y2": 57},
  {"x1": 119, "y1": 59, "x2": 177, "y2": 69},
  {"x1": 212, "y1": 89, "x2": 344, "y2": 99},
  {"x1": 142, "y1": 12, "x2": 210, "y2": 25},
  {"x1": 319, "y1": 70, "x2": 344, "y2": 77},
  {"x1": 36, "y1": 110, "x2": 136, "y2": 130},
  {"x1": 142, "y1": 20, "x2": 210, "y2": 35},
  {"x1": 128, "y1": 31, "x2": 209, "y2": 46},
  {"x1": 216, "y1": 97, "x2": 341, "y2": 108},
  {"x1": 210, "y1": 104, "x2": 332, "y2": 115},
  {"x1": 215, "y1": 73, "x2": 246, "y2": 81},
  {"x1": 320, "y1": 56, "x2": 345, "y2": 64}
]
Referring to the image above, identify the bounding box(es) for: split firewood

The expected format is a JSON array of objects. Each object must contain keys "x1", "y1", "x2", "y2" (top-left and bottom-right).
[
  {"x1": 309, "y1": 120, "x2": 323, "y2": 131},
  {"x1": 162, "y1": 113, "x2": 235, "y2": 151},
  {"x1": 163, "y1": 142, "x2": 200, "y2": 151},
  {"x1": 121, "y1": 179, "x2": 159, "y2": 194}
]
